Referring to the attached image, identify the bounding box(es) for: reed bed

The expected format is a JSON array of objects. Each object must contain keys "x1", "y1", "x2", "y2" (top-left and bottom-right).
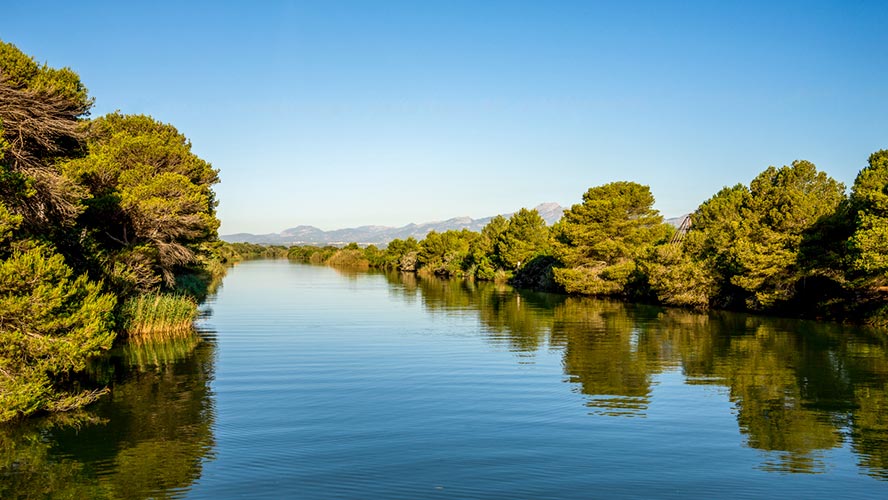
[{"x1": 121, "y1": 293, "x2": 198, "y2": 338}]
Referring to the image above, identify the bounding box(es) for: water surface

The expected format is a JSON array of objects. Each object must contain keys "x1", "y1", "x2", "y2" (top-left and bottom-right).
[{"x1": 2, "y1": 260, "x2": 887, "y2": 498}]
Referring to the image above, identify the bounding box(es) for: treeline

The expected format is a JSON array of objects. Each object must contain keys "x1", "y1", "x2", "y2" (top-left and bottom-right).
[
  {"x1": 290, "y1": 155, "x2": 888, "y2": 326},
  {"x1": 0, "y1": 41, "x2": 225, "y2": 420},
  {"x1": 213, "y1": 242, "x2": 288, "y2": 263},
  {"x1": 288, "y1": 207, "x2": 550, "y2": 279}
]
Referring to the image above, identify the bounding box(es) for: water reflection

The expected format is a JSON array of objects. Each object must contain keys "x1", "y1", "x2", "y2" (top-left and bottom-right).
[
  {"x1": 385, "y1": 272, "x2": 888, "y2": 479},
  {"x1": 554, "y1": 298, "x2": 664, "y2": 417},
  {"x1": 0, "y1": 329, "x2": 216, "y2": 499}
]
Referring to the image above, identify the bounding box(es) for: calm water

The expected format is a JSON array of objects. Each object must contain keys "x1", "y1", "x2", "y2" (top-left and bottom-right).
[{"x1": 2, "y1": 260, "x2": 888, "y2": 499}]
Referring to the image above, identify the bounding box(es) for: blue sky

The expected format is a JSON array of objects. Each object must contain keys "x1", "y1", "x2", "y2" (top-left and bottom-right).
[{"x1": 3, "y1": 1, "x2": 887, "y2": 234}]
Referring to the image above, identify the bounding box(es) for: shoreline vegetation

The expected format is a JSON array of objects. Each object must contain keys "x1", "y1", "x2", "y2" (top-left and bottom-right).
[
  {"x1": 0, "y1": 37, "x2": 886, "y2": 425},
  {"x1": 0, "y1": 40, "x2": 246, "y2": 422},
  {"x1": 287, "y1": 154, "x2": 888, "y2": 329}
]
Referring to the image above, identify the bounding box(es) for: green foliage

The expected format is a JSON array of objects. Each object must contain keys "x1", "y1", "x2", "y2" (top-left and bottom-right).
[
  {"x1": 0, "y1": 40, "x2": 91, "y2": 230},
  {"x1": 212, "y1": 241, "x2": 287, "y2": 264},
  {"x1": 496, "y1": 208, "x2": 550, "y2": 270},
  {"x1": 285, "y1": 242, "x2": 391, "y2": 270},
  {"x1": 0, "y1": 40, "x2": 90, "y2": 106},
  {"x1": 0, "y1": 327, "x2": 215, "y2": 499},
  {"x1": 511, "y1": 255, "x2": 561, "y2": 291},
  {"x1": 467, "y1": 215, "x2": 508, "y2": 279},
  {"x1": 362, "y1": 244, "x2": 386, "y2": 267},
  {"x1": 62, "y1": 113, "x2": 220, "y2": 290},
  {"x1": 553, "y1": 181, "x2": 671, "y2": 296},
  {"x1": 850, "y1": 150, "x2": 888, "y2": 282},
  {"x1": 727, "y1": 161, "x2": 844, "y2": 309},
  {"x1": 643, "y1": 244, "x2": 714, "y2": 309},
  {"x1": 383, "y1": 237, "x2": 420, "y2": 270},
  {"x1": 287, "y1": 245, "x2": 338, "y2": 264},
  {"x1": 0, "y1": 40, "x2": 222, "y2": 421},
  {"x1": 0, "y1": 200, "x2": 22, "y2": 244},
  {"x1": 0, "y1": 246, "x2": 116, "y2": 422},
  {"x1": 326, "y1": 248, "x2": 371, "y2": 269},
  {"x1": 417, "y1": 229, "x2": 477, "y2": 277},
  {"x1": 668, "y1": 162, "x2": 846, "y2": 312}
]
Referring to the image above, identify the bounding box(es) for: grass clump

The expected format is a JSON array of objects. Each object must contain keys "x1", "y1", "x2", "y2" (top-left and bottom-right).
[
  {"x1": 120, "y1": 293, "x2": 198, "y2": 338},
  {"x1": 326, "y1": 249, "x2": 371, "y2": 269}
]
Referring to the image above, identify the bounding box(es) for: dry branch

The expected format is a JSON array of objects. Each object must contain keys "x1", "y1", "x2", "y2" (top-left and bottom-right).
[{"x1": 0, "y1": 75, "x2": 89, "y2": 226}]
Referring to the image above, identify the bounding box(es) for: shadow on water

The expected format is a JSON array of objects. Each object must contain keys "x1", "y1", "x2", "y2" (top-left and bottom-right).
[
  {"x1": 0, "y1": 324, "x2": 217, "y2": 499},
  {"x1": 384, "y1": 271, "x2": 888, "y2": 480}
]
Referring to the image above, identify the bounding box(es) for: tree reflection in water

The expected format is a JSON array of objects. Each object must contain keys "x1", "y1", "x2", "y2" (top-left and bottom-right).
[
  {"x1": 387, "y1": 272, "x2": 888, "y2": 479},
  {"x1": 3, "y1": 269, "x2": 886, "y2": 498},
  {"x1": 0, "y1": 330, "x2": 216, "y2": 499}
]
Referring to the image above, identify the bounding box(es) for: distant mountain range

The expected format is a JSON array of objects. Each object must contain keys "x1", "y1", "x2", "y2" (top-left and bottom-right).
[
  {"x1": 222, "y1": 203, "x2": 689, "y2": 247},
  {"x1": 222, "y1": 202, "x2": 567, "y2": 246}
]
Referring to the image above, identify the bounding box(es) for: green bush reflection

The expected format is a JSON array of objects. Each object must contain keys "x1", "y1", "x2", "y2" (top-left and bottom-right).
[
  {"x1": 0, "y1": 331, "x2": 216, "y2": 499},
  {"x1": 390, "y1": 272, "x2": 888, "y2": 479}
]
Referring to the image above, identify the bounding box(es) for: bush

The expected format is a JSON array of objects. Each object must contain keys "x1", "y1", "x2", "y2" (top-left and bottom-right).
[
  {"x1": 326, "y1": 249, "x2": 370, "y2": 269},
  {"x1": 0, "y1": 246, "x2": 116, "y2": 422}
]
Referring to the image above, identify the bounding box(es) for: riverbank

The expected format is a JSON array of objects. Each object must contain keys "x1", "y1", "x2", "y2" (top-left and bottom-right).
[{"x1": 9, "y1": 259, "x2": 888, "y2": 498}]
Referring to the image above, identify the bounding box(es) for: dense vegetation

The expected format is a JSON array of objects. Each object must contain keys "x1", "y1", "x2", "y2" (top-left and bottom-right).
[
  {"x1": 213, "y1": 242, "x2": 288, "y2": 263},
  {"x1": 0, "y1": 41, "x2": 225, "y2": 421},
  {"x1": 2, "y1": 37, "x2": 886, "y2": 424},
  {"x1": 291, "y1": 154, "x2": 888, "y2": 326}
]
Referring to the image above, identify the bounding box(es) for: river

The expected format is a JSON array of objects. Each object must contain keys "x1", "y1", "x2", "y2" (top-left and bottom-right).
[{"x1": 2, "y1": 259, "x2": 887, "y2": 498}]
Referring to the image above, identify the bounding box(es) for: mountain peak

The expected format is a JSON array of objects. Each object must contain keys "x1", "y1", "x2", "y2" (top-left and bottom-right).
[{"x1": 223, "y1": 203, "x2": 567, "y2": 246}]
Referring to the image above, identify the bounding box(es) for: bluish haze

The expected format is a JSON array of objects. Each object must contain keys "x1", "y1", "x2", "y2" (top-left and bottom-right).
[{"x1": 3, "y1": 0, "x2": 886, "y2": 233}]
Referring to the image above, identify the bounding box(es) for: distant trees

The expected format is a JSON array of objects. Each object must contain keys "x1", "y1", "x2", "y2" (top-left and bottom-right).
[
  {"x1": 497, "y1": 208, "x2": 549, "y2": 271},
  {"x1": 286, "y1": 149, "x2": 886, "y2": 326},
  {"x1": 385, "y1": 237, "x2": 420, "y2": 270},
  {"x1": 417, "y1": 229, "x2": 476, "y2": 276},
  {"x1": 371, "y1": 209, "x2": 552, "y2": 279},
  {"x1": 288, "y1": 208, "x2": 555, "y2": 281},
  {"x1": 468, "y1": 215, "x2": 507, "y2": 280}
]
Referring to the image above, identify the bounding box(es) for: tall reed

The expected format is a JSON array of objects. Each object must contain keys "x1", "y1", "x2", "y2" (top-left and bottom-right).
[{"x1": 121, "y1": 293, "x2": 198, "y2": 338}]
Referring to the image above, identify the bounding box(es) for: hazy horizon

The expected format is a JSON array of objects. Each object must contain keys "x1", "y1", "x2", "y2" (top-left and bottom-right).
[{"x1": 225, "y1": 201, "x2": 569, "y2": 234}]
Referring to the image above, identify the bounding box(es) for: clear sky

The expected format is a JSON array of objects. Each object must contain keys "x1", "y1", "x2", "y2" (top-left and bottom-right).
[{"x1": 3, "y1": 1, "x2": 887, "y2": 234}]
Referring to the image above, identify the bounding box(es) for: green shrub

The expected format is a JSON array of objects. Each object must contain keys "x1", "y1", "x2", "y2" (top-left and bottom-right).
[{"x1": 0, "y1": 246, "x2": 116, "y2": 422}]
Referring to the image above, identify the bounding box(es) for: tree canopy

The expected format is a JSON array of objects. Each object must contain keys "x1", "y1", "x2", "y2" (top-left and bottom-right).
[
  {"x1": 552, "y1": 181, "x2": 671, "y2": 296},
  {"x1": 496, "y1": 208, "x2": 550, "y2": 271},
  {"x1": 63, "y1": 113, "x2": 220, "y2": 290},
  {"x1": 0, "y1": 41, "x2": 91, "y2": 230},
  {"x1": 850, "y1": 149, "x2": 888, "y2": 283},
  {"x1": 0, "y1": 40, "x2": 222, "y2": 421}
]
